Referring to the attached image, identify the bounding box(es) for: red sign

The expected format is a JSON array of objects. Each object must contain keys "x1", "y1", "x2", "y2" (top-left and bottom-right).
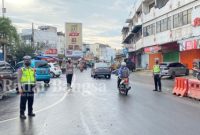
[
  {"x1": 45, "y1": 49, "x2": 58, "y2": 55},
  {"x1": 185, "y1": 40, "x2": 197, "y2": 50},
  {"x1": 144, "y1": 46, "x2": 161, "y2": 54},
  {"x1": 193, "y1": 17, "x2": 200, "y2": 27},
  {"x1": 69, "y1": 32, "x2": 80, "y2": 36}
]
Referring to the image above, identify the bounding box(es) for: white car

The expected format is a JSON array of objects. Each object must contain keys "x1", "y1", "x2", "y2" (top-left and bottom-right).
[{"x1": 48, "y1": 63, "x2": 62, "y2": 78}]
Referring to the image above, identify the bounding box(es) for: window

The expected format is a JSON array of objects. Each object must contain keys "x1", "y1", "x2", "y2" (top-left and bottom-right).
[
  {"x1": 173, "y1": 14, "x2": 179, "y2": 28},
  {"x1": 156, "y1": 21, "x2": 161, "y2": 33},
  {"x1": 178, "y1": 12, "x2": 183, "y2": 26},
  {"x1": 167, "y1": 17, "x2": 171, "y2": 30},
  {"x1": 143, "y1": 26, "x2": 147, "y2": 37},
  {"x1": 188, "y1": 9, "x2": 192, "y2": 24},
  {"x1": 183, "y1": 10, "x2": 188, "y2": 25},
  {"x1": 161, "y1": 18, "x2": 167, "y2": 32},
  {"x1": 35, "y1": 61, "x2": 49, "y2": 68},
  {"x1": 143, "y1": 24, "x2": 155, "y2": 37}
]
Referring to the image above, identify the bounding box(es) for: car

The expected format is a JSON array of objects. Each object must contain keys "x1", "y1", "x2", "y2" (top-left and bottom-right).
[
  {"x1": 15, "y1": 60, "x2": 51, "y2": 84},
  {"x1": 91, "y1": 63, "x2": 111, "y2": 79},
  {"x1": 160, "y1": 62, "x2": 189, "y2": 79},
  {"x1": 48, "y1": 63, "x2": 62, "y2": 78},
  {"x1": 0, "y1": 61, "x2": 18, "y2": 96}
]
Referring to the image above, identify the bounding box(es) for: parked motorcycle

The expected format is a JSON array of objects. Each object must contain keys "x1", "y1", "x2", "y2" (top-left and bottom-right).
[{"x1": 118, "y1": 78, "x2": 131, "y2": 95}]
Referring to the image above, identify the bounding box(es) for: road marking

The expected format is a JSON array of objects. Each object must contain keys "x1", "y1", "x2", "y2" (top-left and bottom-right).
[
  {"x1": 0, "y1": 91, "x2": 69, "y2": 124},
  {"x1": 80, "y1": 112, "x2": 92, "y2": 135}
]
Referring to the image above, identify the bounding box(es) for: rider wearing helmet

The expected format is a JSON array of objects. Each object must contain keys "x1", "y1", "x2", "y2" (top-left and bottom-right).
[{"x1": 117, "y1": 61, "x2": 129, "y2": 88}]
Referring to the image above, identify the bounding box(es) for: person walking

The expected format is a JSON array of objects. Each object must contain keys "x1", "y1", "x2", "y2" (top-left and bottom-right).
[
  {"x1": 66, "y1": 58, "x2": 74, "y2": 89},
  {"x1": 18, "y1": 56, "x2": 36, "y2": 119},
  {"x1": 153, "y1": 60, "x2": 162, "y2": 92}
]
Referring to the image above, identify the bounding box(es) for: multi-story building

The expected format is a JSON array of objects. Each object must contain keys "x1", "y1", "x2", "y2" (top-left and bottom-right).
[
  {"x1": 57, "y1": 32, "x2": 65, "y2": 55},
  {"x1": 122, "y1": 0, "x2": 200, "y2": 69}
]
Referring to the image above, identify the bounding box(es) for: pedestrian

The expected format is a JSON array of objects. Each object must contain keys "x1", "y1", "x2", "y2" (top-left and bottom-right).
[
  {"x1": 18, "y1": 56, "x2": 36, "y2": 119},
  {"x1": 153, "y1": 60, "x2": 162, "y2": 92},
  {"x1": 66, "y1": 58, "x2": 74, "y2": 89}
]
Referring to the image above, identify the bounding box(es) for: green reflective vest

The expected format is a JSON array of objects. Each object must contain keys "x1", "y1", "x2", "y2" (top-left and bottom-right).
[
  {"x1": 20, "y1": 67, "x2": 36, "y2": 84},
  {"x1": 153, "y1": 65, "x2": 161, "y2": 73}
]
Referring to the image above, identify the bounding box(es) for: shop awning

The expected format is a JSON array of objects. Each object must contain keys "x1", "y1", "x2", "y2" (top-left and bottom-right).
[{"x1": 131, "y1": 25, "x2": 142, "y2": 33}]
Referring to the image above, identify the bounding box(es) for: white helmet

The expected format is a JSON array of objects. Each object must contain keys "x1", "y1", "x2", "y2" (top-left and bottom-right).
[{"x1": 121, "y1": 62, "x2": 126, "y2": 66}]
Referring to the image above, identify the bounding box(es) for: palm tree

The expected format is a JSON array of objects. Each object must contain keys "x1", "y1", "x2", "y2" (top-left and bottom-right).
[{"x1": 0, "y1": 17, "x2": 19, "y2": 61}]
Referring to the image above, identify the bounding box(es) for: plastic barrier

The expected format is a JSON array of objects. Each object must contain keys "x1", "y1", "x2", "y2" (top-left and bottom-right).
[
  {"x1": 173, "y1": 77, "x2": 188, "y2": 97},
  {"x1": 188, "y1": 79, "x2": 200, "y2": 100}
]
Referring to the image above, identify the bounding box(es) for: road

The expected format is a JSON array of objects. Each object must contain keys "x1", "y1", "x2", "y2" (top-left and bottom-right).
[{"x1": 0, "y1": 69, "x2": 200, "y2": 135}]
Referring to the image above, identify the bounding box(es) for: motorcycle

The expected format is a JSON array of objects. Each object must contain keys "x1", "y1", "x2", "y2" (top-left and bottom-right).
[{"x1": 118, "y1": 78, "x2": 131, "y2": 95}]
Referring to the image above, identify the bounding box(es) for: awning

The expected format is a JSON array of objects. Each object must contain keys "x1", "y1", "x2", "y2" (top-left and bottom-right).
[{"x1": 132, "y1": 25, "x2": 142, "y2": 33}]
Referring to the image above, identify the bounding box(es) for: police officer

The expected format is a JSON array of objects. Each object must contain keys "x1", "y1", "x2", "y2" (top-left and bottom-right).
[
  {"x1": 18, "y1": 56, "x2": 36, "y2": 119},
  {"x1": 153, "y1": 60, "x2": 162, "y2": 92}
]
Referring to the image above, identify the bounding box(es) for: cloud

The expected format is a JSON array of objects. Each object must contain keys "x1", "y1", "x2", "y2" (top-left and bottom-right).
[{"x1": 5, "y1": 0, "x2": 136, "y2": 48}]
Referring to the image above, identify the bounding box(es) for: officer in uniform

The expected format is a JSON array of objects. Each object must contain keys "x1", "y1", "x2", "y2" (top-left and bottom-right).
[
  {"x1": 18, "y1": 56, "x2": 36, "y2": 119},
  {"x1": 153, "y1": 60, "x2": 162, "y2": 92}
]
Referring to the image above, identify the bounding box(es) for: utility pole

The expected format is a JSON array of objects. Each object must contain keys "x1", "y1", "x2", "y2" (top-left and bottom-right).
[
  {"x1": 31, "y1": 23, "x2": 34, "y2": 46},
  {"x1": 2, "y1": 0, "x2": 6, "y2": 61}
]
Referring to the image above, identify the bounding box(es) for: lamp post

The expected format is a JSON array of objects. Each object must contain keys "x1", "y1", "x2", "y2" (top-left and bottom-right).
[{"x1": 2, "y1": 0, "x2": 7, "y2": 61}]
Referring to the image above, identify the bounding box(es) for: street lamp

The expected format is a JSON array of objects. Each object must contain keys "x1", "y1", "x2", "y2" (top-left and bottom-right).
[{"x1": 2, "y1": 0, "x2": 6, "y2": 18}]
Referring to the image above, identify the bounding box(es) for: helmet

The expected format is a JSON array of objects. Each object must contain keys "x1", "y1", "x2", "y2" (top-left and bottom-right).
[
  {"x1": 121, "y1": 62, "x2": 126, "y2": 66},
  {"x1": 23, "y1": 55, "x2": 31, "y2": 60}
]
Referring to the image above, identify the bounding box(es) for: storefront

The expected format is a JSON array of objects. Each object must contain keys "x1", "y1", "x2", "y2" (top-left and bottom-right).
[
  {"x1": 162, "y1": 42, "x2": 179, "y2": 62},
  {"x1": 144, "y1": 45, "x2": 162, "y2": 70},
  {"x1": 141, "y1": 53, "x2": 149, "y2": 69},
  {"x1": 179, "y1": 38, "x2": 200, "y2": 69}
]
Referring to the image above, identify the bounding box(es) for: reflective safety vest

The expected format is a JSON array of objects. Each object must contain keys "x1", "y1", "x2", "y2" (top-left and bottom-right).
[
  {"x1": 153, "y1": 65, "x2": 160, "y2": 73},
  {"x1": 20, "y1": 67, "x2": 36, "y2": 84}
]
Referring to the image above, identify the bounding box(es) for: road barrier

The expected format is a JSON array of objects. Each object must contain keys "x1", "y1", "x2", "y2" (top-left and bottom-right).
[
  {"x1": 188, "y1": 79, "x2": 200, "y2": 100},
  {"x1": 173, "y1": 77, "x2": 188, "y2": 97}
]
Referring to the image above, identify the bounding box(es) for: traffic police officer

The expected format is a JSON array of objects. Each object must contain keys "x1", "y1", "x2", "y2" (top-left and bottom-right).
[
  {"x1": 153, "y1": 60, "x2": 162, "y2": 92},
  {"x1": 18, "y1": 56, "x2": 36, "y2": 119}
]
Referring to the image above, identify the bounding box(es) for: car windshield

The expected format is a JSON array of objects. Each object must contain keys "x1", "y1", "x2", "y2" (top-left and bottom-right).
[
  {"x1": 53, "y1": 63, "x2": 59, "y2": 67},
  {"x1": 35, "y1": 61, "x2": 49, "y2": 68},
  {"x1": 95, "y1": 63, "x2": 108, "y2": 68}
]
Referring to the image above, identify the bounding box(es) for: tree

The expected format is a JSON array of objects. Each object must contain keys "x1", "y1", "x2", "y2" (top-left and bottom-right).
[{"x1": 0, "y1": 17, "x2": 19, "y2": 61}]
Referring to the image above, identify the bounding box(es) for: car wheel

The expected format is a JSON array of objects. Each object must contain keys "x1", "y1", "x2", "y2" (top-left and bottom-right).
[
  {"x1": 185, "y1": 70, "x2": 189, "y2": 76},
  {"x1": 44, "y1": 80, "x2": 50, "y2": 84},
  {"x1": 106, "y1": 75, "x2": 111, "y2": 79},
  {"x1": 197, "y1": 73, "x2": 200, "y2": 80},
  {"x1": 50, "y1": 72, "x2": 55, "y2": 78},
  {"x1": 171, "y1": 72, "x2": 176, "y2": 79}
]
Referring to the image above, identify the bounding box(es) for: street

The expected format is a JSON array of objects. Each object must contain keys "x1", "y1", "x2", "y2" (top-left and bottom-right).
[{"x1": 0, "y1": 69, "x2": 200, "y2": 135}]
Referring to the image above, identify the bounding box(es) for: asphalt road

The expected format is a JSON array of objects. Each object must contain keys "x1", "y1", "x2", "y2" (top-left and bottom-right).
[{"x1": 0, "y1": 69, "x2": 200, "y2": 135}]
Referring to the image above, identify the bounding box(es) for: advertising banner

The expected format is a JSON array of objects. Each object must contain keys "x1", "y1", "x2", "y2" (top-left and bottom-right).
[
  {"x1": 144, "y1": 45, "x2": 161, "y2": 54},
  {"x1": 180, "y1": 39, "x2": 198, "y2": 51},
  {"x1": 44, "y1": 48, "x2": 58, "y2": 56}
]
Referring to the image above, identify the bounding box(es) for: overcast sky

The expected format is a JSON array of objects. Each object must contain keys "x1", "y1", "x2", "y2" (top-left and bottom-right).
[{"x1": 4, "y1": 0, "x2": 136, "y2": 49}]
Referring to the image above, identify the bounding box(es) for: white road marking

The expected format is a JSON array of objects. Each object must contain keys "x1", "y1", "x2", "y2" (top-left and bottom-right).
[
  {"x1": 0, "y1": 91, "x2": 69, "y2": 124},
  {"x1": 80, "y1": 112, "x2": 92, "y2": 135}
]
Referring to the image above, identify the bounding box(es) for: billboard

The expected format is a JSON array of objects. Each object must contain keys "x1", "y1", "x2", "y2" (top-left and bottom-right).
[
  {"x1": 65, "y1": 23, "x2": 82, "y2": 57},
  {"x1": 44, "y1": 48, "x2": 58, "y2": 56}
]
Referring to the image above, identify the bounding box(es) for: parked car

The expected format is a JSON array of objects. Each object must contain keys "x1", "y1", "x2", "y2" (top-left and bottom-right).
[
  {"x1": 192, "y1": 59, "x2": 200, "y2": 80},
  {"x1": 15, "y1": 60, "x2": 51, "y2": 84},
  {"x1": 91, "y1": 63, "x2": 111, "y2": 79},
  {"x1": 48, "y1": 63, "x2": 62, "y2": 78},
  {"x1": 0, "y1": 61, "x2": 18, "y2": 96},
  {"x1": 160, "y1": 62, "x2": 189, "y2": 79}
]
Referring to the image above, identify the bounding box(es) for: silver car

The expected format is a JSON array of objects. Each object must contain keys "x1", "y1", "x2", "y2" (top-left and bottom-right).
[
  {"x1": 91, "y1": 63, "x2": 111, "y2": 79},
  {"x1": 160, "y1": 62, "x2": 189, "y2": 79}
]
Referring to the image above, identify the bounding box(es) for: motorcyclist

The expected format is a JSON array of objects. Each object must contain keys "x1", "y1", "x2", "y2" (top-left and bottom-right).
[{"x1": 117, "y1": 62, "x2": 130, "y2": 88}]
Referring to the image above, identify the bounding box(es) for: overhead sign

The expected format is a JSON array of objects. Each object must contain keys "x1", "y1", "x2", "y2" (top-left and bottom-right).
[{"x1": 66, "y1": 50, "x2": 83, "y2": 57}]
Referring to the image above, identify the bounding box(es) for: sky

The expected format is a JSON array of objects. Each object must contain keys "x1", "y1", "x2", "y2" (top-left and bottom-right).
[{"x1": 3, "y1": 0, "x2": 137, "y2": 49}]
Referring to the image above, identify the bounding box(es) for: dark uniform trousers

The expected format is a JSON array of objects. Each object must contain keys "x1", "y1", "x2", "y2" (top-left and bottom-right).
[
  {"x1": 20, "y1": 84, "x2": 35, "y2": 115},
  {"x1": 154, "y1": 74, "x2": 161, "y2": 91}
]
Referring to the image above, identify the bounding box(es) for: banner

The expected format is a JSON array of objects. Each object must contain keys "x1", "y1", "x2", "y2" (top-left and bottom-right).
[{"x1": 44, "y1": 49, "x2": 58, "y2": 56}]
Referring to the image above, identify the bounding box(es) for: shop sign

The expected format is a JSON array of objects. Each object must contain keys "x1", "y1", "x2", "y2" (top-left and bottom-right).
[
  {"x1": 44, "y1": 49, "x2": 58, "y2": 56},
  {"x1": 180, "y1": 39, "x2": 198, "y2": 51},
  {"x1": 66, "y1": 50, "x2": 83, "y2": 57},
  {"x1": 144, "y1": 46, "x2": 161, "y2": 54}
]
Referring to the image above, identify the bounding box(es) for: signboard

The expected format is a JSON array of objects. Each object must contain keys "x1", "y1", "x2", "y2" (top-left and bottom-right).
[
  {"x1": 65, "y1": 50, "x2": 83, "y2": 57},
  {"x1": 44, "y1": 48, "x2": 58, "y2": 56},
  {"x1": 180, "y1": 39, "x2": 198, "y2": 51},
  {"x1": 65, "y1": 23, "x2": 82, "y2": 57},
  {"x1": 193, "y1": 17, "x2": 200, "y2": 27},
  {"x1": 144, "y1": 46, "x2": 161, "y2": 54}
]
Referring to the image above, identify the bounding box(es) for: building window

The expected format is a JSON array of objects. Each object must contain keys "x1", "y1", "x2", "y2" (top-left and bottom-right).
[
  {"x1": 167, "y1": 17, "x2": 171, "y2": 30},
  {"x1": 183, "y1": 10, "x2": 188, "y2": 25},
  {"x1": 188, "y1": 9, "x2": 192, "y2": 24},
  {"x1": 143, "y1": 23, "x2": 155, "y2": 37},
  {"x1": 173, "y1": 14, "x2": 179, "y2": 28},
  {"x1": 143, "y1": 26, "x2": 147, "y2": 37},
  {"x1": 173, "y1": 9, "x2": 192, "y2": 28},
  {"x1": 156, "y1": 21, "x2": 161, "y2": 33},
  {"x1": 68, "y1": 45, "x2": 73, "y2": 50}
]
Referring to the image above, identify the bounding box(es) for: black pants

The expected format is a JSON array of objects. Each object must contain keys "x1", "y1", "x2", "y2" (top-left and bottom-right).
[
  {"x1": 20, "y1": 85, "x2": 34, "y2": 115},
  {"x1": 66, "y1": 74, "x2": 73, "y2": 86},
  {"x1": 154, "y1": 74, "x2": 162, "y2": 91},
  {"x1": 117, "y1": 77, "x2": 122, "y2": 88}
]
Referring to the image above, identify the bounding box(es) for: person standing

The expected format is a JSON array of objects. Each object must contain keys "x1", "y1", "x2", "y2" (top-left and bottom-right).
[
  {"x1": 18, "y1": 56, "x2": 36, "y2": 119},
  {"x1": 153, "y1": 60, "x2": 162, "y2": 92},
  {"x1": 66, "y1": 58, "x2": 74, "y2": 89}
]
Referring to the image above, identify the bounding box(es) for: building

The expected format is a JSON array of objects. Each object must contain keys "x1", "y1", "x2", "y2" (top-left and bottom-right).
[
  {"x1": 122, "y1": 0, "x2": 200, "y2": 69},
  {"x1": 21, "y1": 25, "x2": 58, "y2": 56},
  {"x1": 57, "y1": 32, "x2": 65, "y2": 55}
]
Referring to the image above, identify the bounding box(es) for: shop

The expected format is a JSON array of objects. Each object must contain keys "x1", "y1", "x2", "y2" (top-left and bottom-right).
[
  {"x1": 179, "y1": 38, "x2": 200, "y2": 69},
  {"x1": 135, "y1": 49, "x2": 143, "y2": 68},
  {"x1": 141, "y1": 53, "x2": 149, "y2": 69},
  {"x1": 144, "y1": 45, "x2": 162, "y2": 70},
  {"x1": 162, "y1": 42, "x2": 179, "y2": 62}
]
